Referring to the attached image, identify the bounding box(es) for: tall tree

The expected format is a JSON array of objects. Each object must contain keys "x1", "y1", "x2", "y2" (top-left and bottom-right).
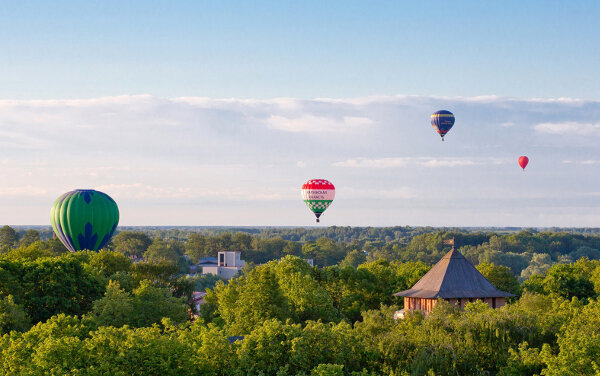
[
  {"x1": 19, "y1": 230, "x2": 40, "y2": 248},
  {"x1": 112, "y1": 231, "x2": 152, "y2": 258},
  {"x1": 185, "y1": 233, "x2": 207, "y2": 263},
  {"x1": 0, "y1": 226, "x2": 18, "y2": 252}
]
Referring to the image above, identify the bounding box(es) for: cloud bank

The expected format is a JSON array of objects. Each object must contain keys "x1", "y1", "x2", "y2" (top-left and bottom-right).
[{"x1": 1, "y1": 94, "x2": 600, "y2": 226}]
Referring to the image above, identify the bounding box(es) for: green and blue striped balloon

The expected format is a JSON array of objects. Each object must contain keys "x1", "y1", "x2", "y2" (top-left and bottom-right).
[{"x1": 50, "y1": 189, "x2": 119, "y2": 252}]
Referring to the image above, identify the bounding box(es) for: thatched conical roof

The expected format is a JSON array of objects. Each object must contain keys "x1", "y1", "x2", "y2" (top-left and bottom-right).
[{"x1": 394, "y1": 248, "x2": 514, "y2": 299}]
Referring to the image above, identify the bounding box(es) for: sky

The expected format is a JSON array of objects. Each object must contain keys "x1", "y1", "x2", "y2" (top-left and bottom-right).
[{"x1": 1, "y1": 1, "x2": 599, "y2": 226}]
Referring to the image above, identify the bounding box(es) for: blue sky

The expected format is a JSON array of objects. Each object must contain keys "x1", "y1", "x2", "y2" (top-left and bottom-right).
[
  {"x1": 1, "y1": 2, "x2": 600, "y2": 226},
  {"x1": 1, "y1": 1, "x2": 599, "y2": 99}
]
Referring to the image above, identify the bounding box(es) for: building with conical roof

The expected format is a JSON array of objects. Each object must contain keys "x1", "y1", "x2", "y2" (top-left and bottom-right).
[{"x1": 394, "y1": 248, "x2": 514, "y2": 315}]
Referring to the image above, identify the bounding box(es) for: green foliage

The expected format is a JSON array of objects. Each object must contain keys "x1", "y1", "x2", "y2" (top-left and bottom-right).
[
  {"x1": 339, "y1": 249, "x2": 367, "y2": 268},
  {"x1": 0, "y1": 295, "x2": 31, "y2": 334},
  {"x1": 18, "y1": 229, "x2": 40, "y2": 248},
  {"x1": 311, "y1": 364, "x2": 344, "y2": 376},
  {"x1": 357, "y1": 259, "x2": 430, "y2": 307},
  {"x1": 185, "y1": 233, "x2": 209, "y2": 262},
  {"x1": 87, "y1": 250, "x2": 133, "y2": 277},
  {"x1": 498, "y1": 342, "x2": 544, "y2": 376},
  {"x1": 541, "y1": 263, "x2": 596, "y2": 300},
  {"x1": 91, "y1": 280, "x2": 134, "y2": 327},
  {"x1": 543, "y1": 299, "x2": 600, "y2": 375},
  {"x1": 211, "y1": 265, "x2": 291, "y2": 335},
  {"x1": 17, "y1": 255, "x2": 105, "y2": 323},
  {"x1": 185, "y1": 273, "x2": 225, "y2": 291},
  {"x1": 521, "y1": 253, "x2": 553, "y2": 279},
  {"x1": 302, "y1": 237, "x2": 346, "y2": 266},
  {"x1": 145, "y1": 237, "x2": 186, "y2": 264},
  {"x1": 112, "y1": 230, "x2": 153, "y2": 258},
  {"x1": 522, "y1": 260, "x2": 598, "y2": 300},
  {"x1": 92, "y1": 279, "x2": 188, "y2": 328},
  {"x1": 3, "y1": 227, "x2": 600, "y2": 374},
  {"x1": 476, "y1": 262, "x2": 522, "y2": 297},
  {"x1": 130, "y1": 260, "x2": 179, "y2": 285},
  {"x1": 0, "y1": 225, "x2": 18, "y2": 252}
]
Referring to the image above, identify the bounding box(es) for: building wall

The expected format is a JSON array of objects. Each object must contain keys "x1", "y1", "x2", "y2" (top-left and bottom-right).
[
  {"x1": 218, "y1": 251, "x2": 246, "y2": 268},
  {"x1": 202, "y1": 266, "x2": 241, "y2": 280},
  {"x1": 405, "y1": 296, "x2": 507, "y2": 315}
]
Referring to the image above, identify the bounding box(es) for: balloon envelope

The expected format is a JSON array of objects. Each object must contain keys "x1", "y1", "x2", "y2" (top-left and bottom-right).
[
  {"x1": 301, "y1": 179, "x2": 335, "y2": 222},
  {"x1": 431, "y1": 110, "x2": 455, "y2": 140},
  {"x1": 518, "y1": 156, "x2": 529, "y2": 170},
  {"x1": 50, "y1": 189, "x2": 119, "y2": 252}
]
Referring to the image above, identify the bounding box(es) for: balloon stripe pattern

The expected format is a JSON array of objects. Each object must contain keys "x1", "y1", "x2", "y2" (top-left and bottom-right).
[
  {"x1": 431, "y1": 110, "x2": 455, "y2": 140},
  {"x1": 302, "y1": 179, "x2": 335, "y2": 222},
  {"x1": 50, "y1": 189, "x2": 119, "y2": 252}
]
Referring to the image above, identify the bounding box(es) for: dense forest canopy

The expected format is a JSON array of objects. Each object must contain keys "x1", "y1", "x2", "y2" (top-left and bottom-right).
[{"x1": 1, "y1": 225, "x2": 600, "y2": 375}]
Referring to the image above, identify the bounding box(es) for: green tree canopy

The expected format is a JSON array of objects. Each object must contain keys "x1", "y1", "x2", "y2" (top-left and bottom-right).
[
  {"x1": 0, "y1": 226, "x2": 18, "y2": 252},
  {"x1": 112, "y1": 231, "x2": 152, "y2": 258}
]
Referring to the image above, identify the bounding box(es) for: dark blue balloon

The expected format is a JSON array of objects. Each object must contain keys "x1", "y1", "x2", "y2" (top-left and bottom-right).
[{"x1": 431, "y1": 110, "x2": 455, "y2": 140}]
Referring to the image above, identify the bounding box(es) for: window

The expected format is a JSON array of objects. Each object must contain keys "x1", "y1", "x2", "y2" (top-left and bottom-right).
[{"x1": 219, "y1": 253, "x2": 225, "y2": 266}]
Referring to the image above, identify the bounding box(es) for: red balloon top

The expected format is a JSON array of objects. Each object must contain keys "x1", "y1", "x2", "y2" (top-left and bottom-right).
[
  {"x1": 518, "y1": 156, "x2": 529, "y2": 170},
  {"x1": 302, "y1": 179, "x2": 335, "y2": 190}
]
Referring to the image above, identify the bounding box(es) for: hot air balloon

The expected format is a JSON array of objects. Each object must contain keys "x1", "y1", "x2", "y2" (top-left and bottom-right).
[
  {"x1": 518, "y1": 156, "x2": 529, "y2": 171},
  {"x1": 431, "y1": 110, "x2": 455, "y2": 141},
  {"x1": 50, "y1": 189, "x2": 119, "y2": 252},
  {"x1": 301, "y1": 179, "x2": 335, "y2": 223}
]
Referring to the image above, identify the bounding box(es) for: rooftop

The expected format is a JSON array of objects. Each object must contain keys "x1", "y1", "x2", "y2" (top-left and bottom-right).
[{"x1": 394, "y1": 248, "x2": 514, "y2": 299}]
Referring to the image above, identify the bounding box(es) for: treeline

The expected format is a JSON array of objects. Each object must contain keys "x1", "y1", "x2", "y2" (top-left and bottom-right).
[
  {"x1": 1, "y1": 245, "x2": 600, "y2": 374},
  {"x1": 3, "y1": 225, "x2": 600, "y2": 374},
  {"x1": 4, "y1": 225, "x2": 600, "y2": 279},
  {"x1": 110, "y1": 228, "x2": 600, "y2": 279}
]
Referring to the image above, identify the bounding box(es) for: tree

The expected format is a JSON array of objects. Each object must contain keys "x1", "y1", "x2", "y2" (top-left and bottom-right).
[
  {"x1": 521, "y1": 253, "x2": 552, "y2": 279},
  {"x1": 2, "y1": 241, "x2": 54, "y2": 261},
  {"x1": 144, "y1": 237, "x2": 187, "y2": 271},
  {"x1": 18, "y1": 230, "x2": 40, "y2": 248},
  {"x1": 541, "y1": 263, "x2": 595, "y2": 300},
  {"x1": 91, "y1": 281, "x2": 134, "y2": 327},
  {"x1": 0, "y1": 225, "x2": 18, "y2": 252},
  {"x1": 92, "y1": 280, "x2": 188, "y2": 328},
  {"x1": 20, "y1": 256, "x2": 105, "y2": 323},
  {"x1": 339, "y1": 250, "x2": 367, "y2": 268},
  {"x1": 543, "y1": 299, "x2": 600, "y2": 375},
  {"x1": 44, "y1": 237, "x2": 69, "y2": 255},
  {"x1": 130, "y1": 260, "x2": 179, "y2": 286},
  {"x1": 112, "y1": 231, "x2": 152, "y2": 258},
  {"x1": 87, "y1": 250, "x2": 132, "y2": 277},
  {"x1": 209, "y1": 266, "x2": 290, "y2": 335},
  {"x1": 571, "y1": 246, "x2": 600, "y2": 261},
  {"x1": 476, "y1": 262, "x2": 521, "y2": 297},
  {"x1": 233, "y1": 232, "x2": 252, "y2": 252},
  {"x1": 0, "y1": 295, "x2": 31, "y2": 334},
  {"x1": 302, "y1": 237, "x2": 345, "y2": 266},
  {"x1": 185, "y1": 233, "x2": 207, "y2": 263}
]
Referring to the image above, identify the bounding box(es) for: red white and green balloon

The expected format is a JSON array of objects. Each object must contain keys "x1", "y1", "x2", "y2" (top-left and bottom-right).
[{"x1": 301, "y1": 179, "x2": 335, "y2": 223}]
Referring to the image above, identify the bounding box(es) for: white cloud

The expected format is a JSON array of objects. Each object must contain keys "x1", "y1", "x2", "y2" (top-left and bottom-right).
[
  {"x1": 96, "y1": 183, "x2": 296, "y2": 201},
  {"x1": 534, "y1": 122, "x2": 600, "y2": 135},
  {"x1": 332, "y1": 158, "x2": 410, "y2": 168},
  {"x1": 563, "y1": 159, "x2": 600, "y2": 165},
  {"x1": 418, "y1": 159, "x2": 480, "y2": 167},
  {"x1": 2, "y1": 94, "x2": 600, "y2": 225},
  {"x1": 341, "y1": 187, "x2": 417, "y2": 199},
  {"x1": 266, "y1": 114, "x2": 373, "y2": 133},
  {"x1": 333, "y1": 157, "x2": 484, "y2": 168},
  {"x1": 0, "y1": 186, "x2": 47, "y2": 197}
]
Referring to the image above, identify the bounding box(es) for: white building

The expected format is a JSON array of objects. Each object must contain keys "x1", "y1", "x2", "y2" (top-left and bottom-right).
[{"x1": 202, "y1": 251, "x2": 245, "y2": 280}]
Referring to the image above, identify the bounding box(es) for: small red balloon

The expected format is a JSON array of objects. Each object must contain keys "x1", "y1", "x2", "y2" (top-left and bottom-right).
[{"x1": 518, "y1": 156, "x2": 529, "y2": 171}]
